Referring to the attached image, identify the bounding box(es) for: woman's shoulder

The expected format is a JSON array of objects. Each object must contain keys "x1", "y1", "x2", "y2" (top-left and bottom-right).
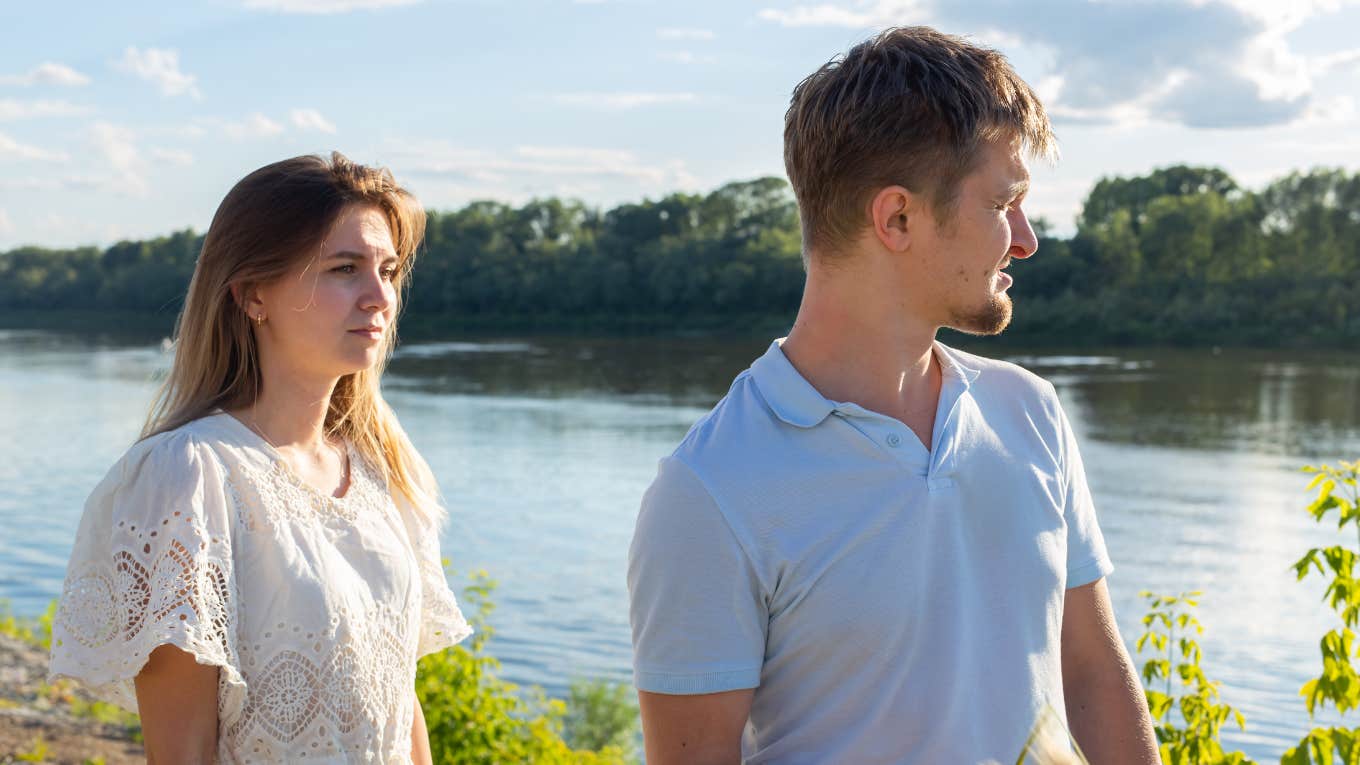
[
  {"x1": 107, "y1": 412, "x2": 260, "y2": 488},
  {"x1": 78, "y1": 414, "x2": 252, "y2": 535}
]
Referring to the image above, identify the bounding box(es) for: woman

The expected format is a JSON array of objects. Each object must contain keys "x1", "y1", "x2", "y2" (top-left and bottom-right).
[{"x1": 48, "y1": 153, "x2": 470, "y2": 763}]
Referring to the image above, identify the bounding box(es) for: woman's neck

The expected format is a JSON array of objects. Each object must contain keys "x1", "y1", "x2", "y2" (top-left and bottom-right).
[{"x1": 244, "y1": 365, "x2": 340, "y2": 453}]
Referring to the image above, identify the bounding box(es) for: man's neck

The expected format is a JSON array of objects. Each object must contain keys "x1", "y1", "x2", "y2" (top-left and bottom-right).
[{"x1": 780, "y1": 261, "x2": 943, "y2": 448}]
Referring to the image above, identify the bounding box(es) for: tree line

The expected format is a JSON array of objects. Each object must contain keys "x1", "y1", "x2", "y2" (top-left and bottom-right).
[{"x1": 1, "y1": 166, "x2": 1357, "y2": 346}]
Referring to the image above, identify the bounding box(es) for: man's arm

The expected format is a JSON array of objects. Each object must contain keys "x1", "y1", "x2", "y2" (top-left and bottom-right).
[
  {"x1": 638, "y1": 688, "x2": 753, "y2": 765},
  {"x1": 1061, "y1": 578, "x2": 1159, "y2": 763}
]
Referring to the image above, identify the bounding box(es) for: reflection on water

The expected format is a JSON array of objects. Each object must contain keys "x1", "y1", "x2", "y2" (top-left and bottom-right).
[{"x1": 1, "y1": 329, "x2": 1358, "y2": 760}]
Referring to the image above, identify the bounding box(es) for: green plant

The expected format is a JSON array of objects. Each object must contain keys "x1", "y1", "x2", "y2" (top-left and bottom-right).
[
  {"x1": 0, "y1": 600, "x2": 55, "y2": 651},
  {"x1": 0, "y1": 600, "x2": 38, "y2": 645},
  {"x1": 69, "y1": 694, "x2": 142, "y2": 736},
  {"x1": 416, "y1": 570, "x2": 632, "y2": 764},
  {"x1": 1285, "y1": 460, "x2": 1360, "y2": 764},
  {"x1": 563, "y1": 678, "x2": 639, "y2": 755},
  {"x1": 1135, "y1": 590, "x2": 1253, "y2": 764},
  {"x1": 13, "y1": 736, "x2": 49, "y2": 762}
]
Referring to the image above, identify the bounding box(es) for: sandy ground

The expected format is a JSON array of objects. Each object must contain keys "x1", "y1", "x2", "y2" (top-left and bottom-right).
[{"x1": 0, "y1": 633, "x2": 144, "y2": 764}]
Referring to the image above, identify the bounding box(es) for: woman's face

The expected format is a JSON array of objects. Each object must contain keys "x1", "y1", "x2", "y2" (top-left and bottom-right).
[{"x1": 251, "y1": 204, "x2": 400, "y2": 383}]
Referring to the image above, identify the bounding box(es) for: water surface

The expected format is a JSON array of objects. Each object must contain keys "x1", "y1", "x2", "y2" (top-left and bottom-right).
[{"x1": 2, "y1": 329, "x2": 1357, "y2": 759}]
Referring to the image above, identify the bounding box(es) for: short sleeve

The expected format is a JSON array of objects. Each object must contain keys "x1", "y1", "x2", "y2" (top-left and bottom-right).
[
  {"x1": 628, "y1": 457, "x2": 767, "y2": 695},
  {"x1": 1054, "y1": 396, "x2": 1114, "y2": 589},
  {"x1": 395, "y1": 493, "x2": 472, "y2": 658},
  {"x1": 47, "y1": 431, "x2": 247, "y2": 728}
]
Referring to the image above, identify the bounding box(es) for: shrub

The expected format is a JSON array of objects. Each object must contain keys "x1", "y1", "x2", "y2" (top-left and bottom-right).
[
  {"x1": 1284, "y1": 460, "x2": 1360, "y2": 764},
  {"x1": 563, "y1": 679, "x2": 638, "y2": 756},
  {"x1": 416, "y1": 571, "x2": 632, "y2": 764},
  {"x1": 1135, "y1": 590, "x2": 1254, "y2": 764}
]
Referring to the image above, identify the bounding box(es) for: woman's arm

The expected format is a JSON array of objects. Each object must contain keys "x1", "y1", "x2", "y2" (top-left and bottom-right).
[
  {"x1": 134, "y1": 644, "x2": 220, "y2": 764},
  {"x1": 411, "y1": 691, "x2": 433, "y2": 765}
]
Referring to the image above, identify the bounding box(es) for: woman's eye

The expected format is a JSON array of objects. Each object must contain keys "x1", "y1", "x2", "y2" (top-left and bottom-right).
[
  {"x1": 381, "y1": 268, "x2": 396, "y2": 280},
  {"x1": 332, "y1": 264, "x2": 356, "y2": 274}
]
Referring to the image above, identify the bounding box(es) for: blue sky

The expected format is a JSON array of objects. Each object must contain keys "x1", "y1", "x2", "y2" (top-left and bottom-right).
[{"x1": 2, "y1": 0, "x2": 1358, "y2": 248}]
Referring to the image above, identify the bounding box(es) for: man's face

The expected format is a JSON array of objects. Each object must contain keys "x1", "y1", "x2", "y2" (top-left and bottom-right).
[{"x1": 915, "y1": 138, "x2": 1038, "y2": 336}]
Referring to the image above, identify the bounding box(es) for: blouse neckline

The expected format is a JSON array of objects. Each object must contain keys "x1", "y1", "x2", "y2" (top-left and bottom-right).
[{"x1": 211, "y1": 410, "x2": 358, "y2": 504}]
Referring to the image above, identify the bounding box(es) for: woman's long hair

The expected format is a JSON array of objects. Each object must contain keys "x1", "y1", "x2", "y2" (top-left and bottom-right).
[{"x1": 143, "y1": 152, "x2": 442, "y2": 525}]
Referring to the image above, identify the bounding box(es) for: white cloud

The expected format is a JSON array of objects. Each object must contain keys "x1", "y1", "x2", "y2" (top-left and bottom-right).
[
  {"x1": 1313, "y1": 47, "x2": 1360, "y2": 75},
  {"x1": 149, "y1": 147, "x2": 195, "y2": 166},
  {"x1": 0, "y1": 131, "x2": 69, "y2": 162},
  {"x1": 290, "y1": 108, "x2": 337, "y2": 133},
  {"x1": 1207, "y1": 0, "x2": 1358, "y2": 30},
  {"x1": 756, "y1": 0, "x2": 1354, "y2": 129},
  {"x1": 515, "y1": 146, "x2": 641, "y2": 166},
  {"x1": 657, "y1": 51, "x2": 717, "y2": 65},
  {"x1": 113, "y1": 47, "x2": 202, "y2": 99},
  {"x1": 91, "y1": 121, "x2": 148, "y2": 196},
  {"x1": 0, "y1": 62, "x2": 91, "y2": 87},
  {"x1": 657, "y1": 27, "x2": 716, "y2": 40},
  {"x1": 1298, "y1": 95, "x2": 1358, "y2": 125},
  {"x1": 552, "y1": 92, "x2": 698, "y2": 110},
  {"x1": 174, "y1": 123, "x2": 209, "y2": 139},
  {"x1": 387, "y1": 140, "x2": 701, "y2": 194},
  {"x1": 242, "y1": 0, "x2": 423, "y2": 12},
  {"x1": 224, "y1": 113, "x2": 285, "y2": 139},
  {"x1": 0, "y1": 177, "x2": 62, "y2": 191},
  {"x1": 757, "y1": 2, "x2": 921, "y2": 27},
  {"x1": 0, "y1": 99, "x2": 92, "y2": 121}
]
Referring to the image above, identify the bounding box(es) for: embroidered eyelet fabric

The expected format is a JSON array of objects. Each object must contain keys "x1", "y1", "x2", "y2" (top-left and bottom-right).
[{"x1": 48, "y1": 413, "x2": 472, "y2": 764}]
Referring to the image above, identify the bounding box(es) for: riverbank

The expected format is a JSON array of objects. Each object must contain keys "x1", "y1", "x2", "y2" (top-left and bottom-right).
[
  {"x1": 4, "y1": 308, "x2": 1358, "y2": 351},
  {"x1": 0, "y1": 633, "x2": 143, "y2": 764}
]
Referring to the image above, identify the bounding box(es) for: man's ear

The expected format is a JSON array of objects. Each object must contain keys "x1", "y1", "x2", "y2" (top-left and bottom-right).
[{"x1": 868, "y1": 185, "x2": 916, "y2": 253}]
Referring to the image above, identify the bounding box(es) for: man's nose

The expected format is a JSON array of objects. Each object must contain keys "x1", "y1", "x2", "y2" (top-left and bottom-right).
[{"x1": 1009, "y1": 208, "x2": 1038, "y2": 259}]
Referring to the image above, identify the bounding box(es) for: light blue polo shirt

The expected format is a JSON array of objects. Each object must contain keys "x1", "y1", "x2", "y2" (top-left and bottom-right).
[{"x1": 628, "y1": 339, "x2": 1112, "y2": 764}]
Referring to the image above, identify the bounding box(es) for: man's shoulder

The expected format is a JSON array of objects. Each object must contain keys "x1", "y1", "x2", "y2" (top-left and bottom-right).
[
  {"x1": 656, "y1": 368, "x2": 822, "y2": 534},
  {"x1": 671, "y1": 369, "x2": 787, "y2": 472},
  {"x1": 940, "y1": 343, "x2": 1057, "y2": 402}
]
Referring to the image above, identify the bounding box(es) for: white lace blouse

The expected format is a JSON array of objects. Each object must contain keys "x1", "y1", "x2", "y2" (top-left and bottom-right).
[{"x1": 48, "y1": 412, "x2": 472, "y2": 764}]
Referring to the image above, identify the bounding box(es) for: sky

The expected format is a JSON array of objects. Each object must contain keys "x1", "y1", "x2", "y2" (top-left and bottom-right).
[{"x1": 2, "y1": 0, "x2": 1358, "y2": 249}]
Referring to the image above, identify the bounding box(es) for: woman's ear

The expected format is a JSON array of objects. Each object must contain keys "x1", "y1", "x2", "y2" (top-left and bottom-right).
[
  {"x1": 869, "y1": 185, "x2": 914, "y2": 253},
  {"x1": 231, "y1": 282, "x2": 265, "y2": 318}
]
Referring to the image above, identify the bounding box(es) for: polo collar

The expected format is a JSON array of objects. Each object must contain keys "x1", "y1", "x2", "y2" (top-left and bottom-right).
[
  {"x1": 750, "y1": 338, "x2": 982, "y2": 429},
  {"x1": 934, "y1": 342, "x2": 982, "y2": 388},
  {"x1": 751, "y1": 339, "x2": 836, "y2": 428}
]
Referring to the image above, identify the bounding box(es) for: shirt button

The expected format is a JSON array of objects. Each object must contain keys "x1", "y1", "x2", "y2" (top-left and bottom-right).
[{"x1": 886, "y1": 433, "x2": 902, "y2": 447}]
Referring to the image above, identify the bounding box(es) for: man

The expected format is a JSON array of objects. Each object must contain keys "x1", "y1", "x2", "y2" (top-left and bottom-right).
[{"x1": 626, "y1": 26, "x2": 1159, "y2": 765}]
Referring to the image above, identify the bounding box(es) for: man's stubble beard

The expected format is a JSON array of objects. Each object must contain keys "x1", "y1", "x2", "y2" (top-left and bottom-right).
[{"x1": 948, "y1": 292, "x2": 1013, "y2": 336}]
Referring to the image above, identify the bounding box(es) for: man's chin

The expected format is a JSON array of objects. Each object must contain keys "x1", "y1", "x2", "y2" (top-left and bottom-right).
[{"x1": 947, "y1": 295, "x2": 1013, "y2": 337}]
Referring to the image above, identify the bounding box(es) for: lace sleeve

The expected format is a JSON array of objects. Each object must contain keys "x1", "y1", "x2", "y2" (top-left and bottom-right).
[
  {"x1": 48, "y1": 430, "x2": 247, "y2": 728},
  {"x1": 395, "y1": 494, "x2": 472, "y2": 658}
]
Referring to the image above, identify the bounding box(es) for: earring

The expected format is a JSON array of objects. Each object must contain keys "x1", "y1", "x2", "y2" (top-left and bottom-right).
[{"x1": 253, "y1": 313, "x2": 265, "y2": 326}]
